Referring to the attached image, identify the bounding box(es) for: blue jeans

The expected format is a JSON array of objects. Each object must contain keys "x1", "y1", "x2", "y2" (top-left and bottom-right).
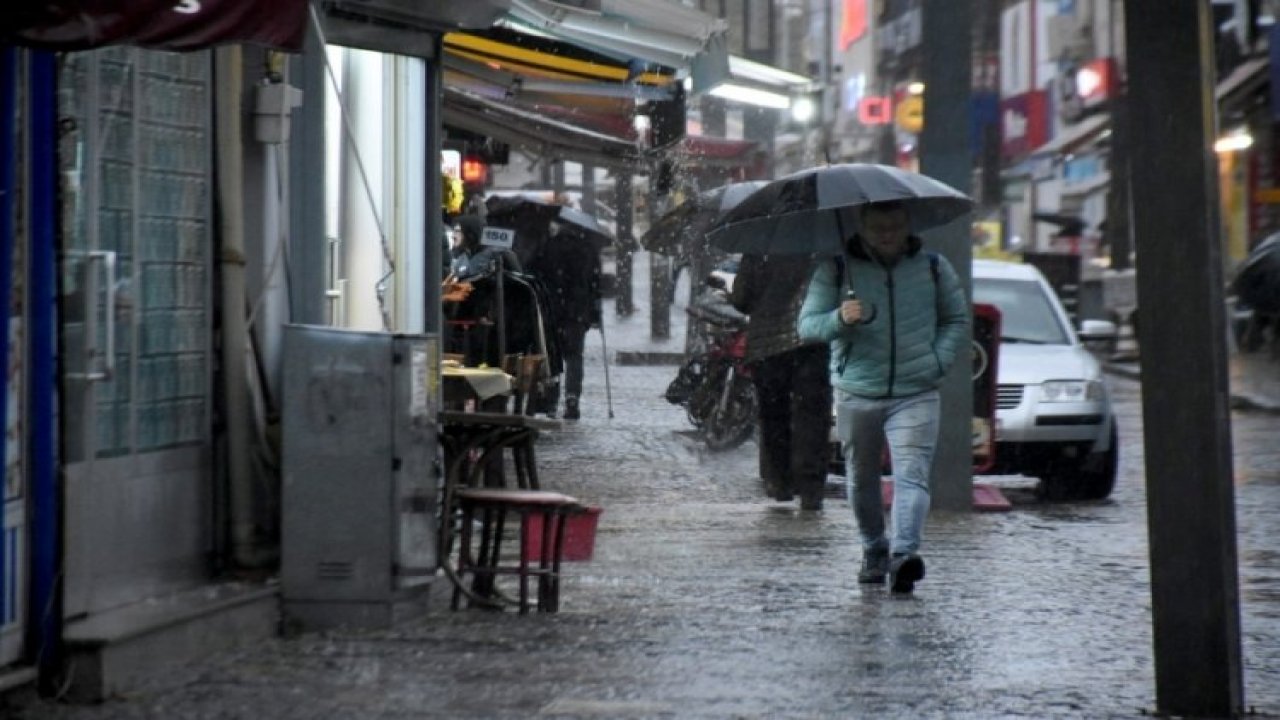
[{"x1": 835, "y1": 389, "x2": 940, "y2": 556}]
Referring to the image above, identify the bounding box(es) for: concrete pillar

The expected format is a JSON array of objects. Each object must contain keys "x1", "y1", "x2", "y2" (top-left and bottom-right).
[
  {"x1": 919, "y1": 0, "x2": 975, "y2": 513},
  {"x1": 1124, "y1": 1, "x2": 1244, "y2": 714},
  {"x1": 614, "y1": 174, "x2": 634, "y2": 316}
]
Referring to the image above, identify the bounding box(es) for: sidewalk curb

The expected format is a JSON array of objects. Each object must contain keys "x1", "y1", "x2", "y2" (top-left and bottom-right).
[
  {"x1": 614, "y1": 351, "x2": 686, "y2": 366},
  {"x1": 1104, "y1": 362, "x2": 1280, "y2": 415}
]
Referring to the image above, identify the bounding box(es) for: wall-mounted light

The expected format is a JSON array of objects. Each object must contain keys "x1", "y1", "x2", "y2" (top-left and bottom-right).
[
  {"x1": 708, "y1": 82, "x2": 791, "y2": 109},
  {"x1": 1214, "y1": 131, "x2": 1254, "y2": 153}
]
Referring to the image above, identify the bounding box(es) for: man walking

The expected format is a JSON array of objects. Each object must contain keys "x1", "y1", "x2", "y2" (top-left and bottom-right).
[
  {"x1": 797, "y1": 201, "x2": 969, "y2": 593},
  {"x1": 538, "y1": 222, "x2": 603, "y2": 420}
]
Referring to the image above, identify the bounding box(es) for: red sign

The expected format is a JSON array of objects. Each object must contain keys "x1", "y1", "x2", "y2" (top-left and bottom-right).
[
  {"x1": 858, "y1": 96, "x2": 894, "y2": 125},
  {"x1": 1000, "y1": 90, "x2": 1049, "y2": 161},
  {"x1": 1058, "y1": 57, "x2": 1119, "y2": 122},
  {"x1": 6, "y1": 0, "x2": 307, "y2": 51},
  {"x1": 461, "y1": 157, "x2": 489, "y2": 186},
  {"x1": 840, "y1": 0, "x2": 868, "y2": 50},
  {"x1": 1076, "y1": 58, "x2": 1118, "y2": 105}
]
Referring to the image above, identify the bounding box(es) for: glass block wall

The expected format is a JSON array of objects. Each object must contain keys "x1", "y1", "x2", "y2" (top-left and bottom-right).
[{"x1": 58, "y1": 48, "x2": 211, "y2": 458}]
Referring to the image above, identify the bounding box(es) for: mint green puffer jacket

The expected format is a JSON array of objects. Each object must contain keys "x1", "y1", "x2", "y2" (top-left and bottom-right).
[{"x1": 797, "y1": 238, "x2": 969, "y2": 399}]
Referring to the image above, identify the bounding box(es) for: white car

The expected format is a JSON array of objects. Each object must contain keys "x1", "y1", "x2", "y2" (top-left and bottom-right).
[
  {"x1": 827, "y1": 259, "x2": 1119, "y2": 501},
  {"x1": 972, "y1": 259, "x2": 1118, "y2": 500}
]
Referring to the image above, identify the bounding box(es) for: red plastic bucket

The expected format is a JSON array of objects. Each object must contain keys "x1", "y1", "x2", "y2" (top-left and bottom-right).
[{"x1": 522, "y1": 505, "x2": 603, "y2": 562}]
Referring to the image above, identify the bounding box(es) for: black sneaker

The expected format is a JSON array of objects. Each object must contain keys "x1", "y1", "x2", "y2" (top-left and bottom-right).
[
  {"x1": 889, "y1": 554, "x2": 925, "y2": 594},
  {"x1": 563, "y1": 397, "x2": 580, "y2": 420},
  {"x1": 858, "y1": 549, "x2": 889, "y2": 584}
]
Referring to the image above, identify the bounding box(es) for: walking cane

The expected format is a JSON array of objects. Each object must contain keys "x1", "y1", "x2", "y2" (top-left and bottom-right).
[{"x1": 598, "y1": 324, "x2": 615, "y2": 419}]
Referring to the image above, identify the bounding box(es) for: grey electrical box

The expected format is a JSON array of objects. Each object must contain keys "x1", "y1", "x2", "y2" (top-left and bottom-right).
[{"x1": 281, "y1": 324, "x2": 440, "y2": 631}]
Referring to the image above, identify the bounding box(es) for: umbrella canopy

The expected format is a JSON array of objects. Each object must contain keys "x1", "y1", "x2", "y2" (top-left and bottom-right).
[
  {"x1": 485, "y1": 195, "x2": 614, "y2": 249},
  {"x1": 1032, "y1": 211, "x2": 1087, "y2": 236},
  {"x1": 1234, "y1": 232, "x2": 1280, "y2": 313},
  {"x1": 640, "y1": 180, "x2": 769, "y2": 255},
  {"x1": 705, "y1": 163, "x2": 974, "y2": 255}
]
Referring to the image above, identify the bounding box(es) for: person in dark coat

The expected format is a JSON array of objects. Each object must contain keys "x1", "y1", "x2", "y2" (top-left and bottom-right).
[
  {"x1": 534, "y1": 222, "x2": 603, "y2": 420},
  {"x1": 443, "y1": 214, "x2": 526, "y2": 366},
  {"x1": 730, "y1": 253, "x2": 832, "y2": 510}
]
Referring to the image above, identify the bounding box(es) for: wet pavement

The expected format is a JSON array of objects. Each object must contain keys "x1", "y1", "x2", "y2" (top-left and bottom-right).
[{"x1": 7, "y1": 253, "x2": 1280, "y2": 719}]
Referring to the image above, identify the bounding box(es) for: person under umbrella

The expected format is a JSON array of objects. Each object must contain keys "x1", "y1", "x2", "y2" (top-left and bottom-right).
[
  {"x1": 708, "y1": 164, "x2": 974, "y2": 595},
  {"x1": 533, "y1": 220, "x2": 604, "y2": 420},
  {"x1": 729, "y1": 253, "x2": 831, "y2": 510},
  {"x1": 641, "y1": 181, "x2": 768, "y2": 301},
  {"x1": 796, "y1": 199, "x2": 969, "y2": 594}
]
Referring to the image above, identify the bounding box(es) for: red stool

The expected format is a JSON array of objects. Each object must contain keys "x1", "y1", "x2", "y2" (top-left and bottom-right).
[{"x1": 451, "y1": 488, "x2": 587, "y2": 614}]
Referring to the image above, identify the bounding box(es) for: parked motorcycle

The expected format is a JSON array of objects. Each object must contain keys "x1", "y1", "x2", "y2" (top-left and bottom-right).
[{"x1": 664, "y1": 275, "x2": 758, "y2": 450}]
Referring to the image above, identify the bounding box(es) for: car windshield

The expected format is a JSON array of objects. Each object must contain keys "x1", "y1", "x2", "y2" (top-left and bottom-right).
[{"x1": 973, "y1": 277, "x2": 1071, "y2": 345}]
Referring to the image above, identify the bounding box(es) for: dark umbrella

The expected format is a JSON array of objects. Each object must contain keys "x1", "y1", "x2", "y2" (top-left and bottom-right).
[
  {"x1": 1032, "y1": 211, "x2": 1087, "y2": 237},
  {"x1": 485, "y1": 195, "x2": 614, "y2": 249},
  {"x1": 639, "y1": 180, "x2": 769, "y2": 255},
  {"x1": 705, "y1": 163, "x2": 973, "y2": 255},
  {"x1": 1234, "y1": 232, "x2": 1280, "y2": 313}
]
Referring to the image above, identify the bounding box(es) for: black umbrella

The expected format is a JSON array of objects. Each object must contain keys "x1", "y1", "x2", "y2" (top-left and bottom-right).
[
  {"x1": 1032, "y1": 211, "x2": 1087, "y2": 236},
  {"x1": 705, "y1": 163, "x2": 973, "y2": 255},
  {"x1": 1234, "y1": 232, "x2": 1280, "y2": 313},
  {"x1": 484, "y1": 195, "x2": 614, "y2": 250},
  {"x1": 639, "y1": 180, "x2": 769, "y2": 255}
]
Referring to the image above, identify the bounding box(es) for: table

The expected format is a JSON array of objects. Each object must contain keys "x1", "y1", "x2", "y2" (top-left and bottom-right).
[
  {"x1": 439, "y1": 410, "x2": 560, "y2": 490},
  {"x1": 442, "y1": 365, "x2": 512, "y2": 411}
]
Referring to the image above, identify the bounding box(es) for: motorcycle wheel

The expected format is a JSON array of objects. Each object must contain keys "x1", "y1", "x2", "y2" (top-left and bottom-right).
[
  {"x1": 685, "y1": 358, "x2": 726, "y2": 429},
  {"x1": 702, "y1": 373, "x2": 758, "y2": 451}
]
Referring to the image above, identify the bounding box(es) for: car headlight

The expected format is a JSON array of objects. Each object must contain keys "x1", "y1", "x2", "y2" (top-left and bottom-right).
[{"x1": 1040, "y1": 380, "x2": 1104, "y2": 403}]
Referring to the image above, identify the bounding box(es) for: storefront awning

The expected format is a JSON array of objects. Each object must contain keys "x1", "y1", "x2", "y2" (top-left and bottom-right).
[
  {"x1": 444, "y1": 27, "x2": 680, "y2": 104},
  {"x1": 321, "y1": 0, "x2": 509, "y2": 58},
  {"x1": 443, "y1": 86, "x2": 643, "y2": 170},
  {"x1": 668, "y1": 135, "x2": 764, "y2": 171},
  {"x1": 4, "y1": 0, "x2": 308, "y2": 51},
  {"x1": 1216, "y1": 55, "x2": 1270, "y2": 115},
  {"x1": 1029, "y1": 113, "x2": 1110, "y2": 158},
  {"x1": 499, "y1": 0, "x2": 730, "y2": 93}
]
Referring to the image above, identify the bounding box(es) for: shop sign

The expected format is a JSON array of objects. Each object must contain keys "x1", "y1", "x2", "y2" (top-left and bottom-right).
[
  {"x1": 858, "y1": 96, "x2": 894, "y2": 125},
  {"x1": 481, "y1": 227, "x2": 515, "y2": 249},
  {"x1": 895, "y1": 94, "x2": 924, "y2": 134},
  {"x1": 1001, "y1": 90, "x2": 1049, "y2": 161},
  {"x1": 1058, "y1": 57, "x2": 1118, "y2": 122},
  {"x1": 840, "y1": 0, "x2": 868, "y2": 50}
]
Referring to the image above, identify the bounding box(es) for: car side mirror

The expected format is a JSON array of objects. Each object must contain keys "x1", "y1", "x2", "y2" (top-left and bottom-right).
[{"x1": 1079, "y1": 319, "x2": 1118, "y2": 340}]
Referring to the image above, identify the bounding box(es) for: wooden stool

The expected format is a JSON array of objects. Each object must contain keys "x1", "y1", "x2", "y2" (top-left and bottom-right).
[{"x1": 451, "y1": 488, "x2": 586, "y2": 614}]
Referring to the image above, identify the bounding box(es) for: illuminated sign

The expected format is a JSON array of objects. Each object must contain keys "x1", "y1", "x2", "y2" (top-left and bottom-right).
[
  {"x1": 840, "y1": 0, "x2": 868, "y2": 50},
  {"x1": 895, "y1": 94, "x2": 924, "y2": 134},
  {"x1": 461, "y1": 156, "x2": 488, "y2": 185},
  {"x1": 1058, "y1": 57, "x2": 1118, "y2": 122},
  {"x1": 858, "y1": 96, "x2": 893, "y2": 125}
]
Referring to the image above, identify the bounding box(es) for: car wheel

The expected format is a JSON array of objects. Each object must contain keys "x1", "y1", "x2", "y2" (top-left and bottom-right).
[{"x1": 1039, "y1": 427, "x2": 1119, "y2": 501}]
